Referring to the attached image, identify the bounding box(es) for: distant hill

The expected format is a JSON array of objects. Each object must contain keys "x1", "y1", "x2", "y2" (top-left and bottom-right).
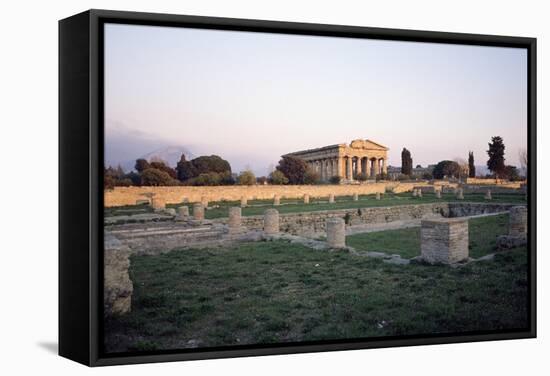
[{"x1": 122, "y1": 146, "x2": 194, "y2": 171}]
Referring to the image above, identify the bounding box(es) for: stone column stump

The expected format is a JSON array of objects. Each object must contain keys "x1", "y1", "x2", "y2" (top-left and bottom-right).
[
  {"x1": 376, "y1": 192, "x2": 381, "y2": 200},
  {"x1": 329, "y1": 194, "x2": 335, "y2": 203},
  {"x1": 417, "y1": 189, "x2": 423, "y2": 198},
  {"x1": 201, "y1": 197, "x2": 209, "y2": 208},
  {"x1": 412, "y1": 189, "x2": 418, "y2": 197},
  {"x1": 240, "y1": 196, "x2": 248, "y2": 207},
  {"x1": 421, "y1": 218, "x2": 469, "y2": 264},
  {"x1": 228, "y1": 207, "x2": 242, "y2": 233},
  {"x1": 193, "y1": 203, "x2": 205, "y2": 221},
  {"x1": 303, "y1": 194, "x2": 310, "y2": 204},
  {"x1": 151, "y1": 197, "x2": 166, "y2": 211},
  {"x1": 264, "y1": 209, "x2": 280, "y2": 234},
  {"x1": 326, "y1": 217, "x2": 346, "y2": 248},
  {"x1": 435, "y1": 189, "x2": 442, "y2": 199},
  {"x1": 273, "y1": 195, "x2": 280, "y2": 206},
  {"x1": 484, "y1": 190, "x2": 492, "y2": 200},
  {"x1": 456, "y1": 188, "x2": 464, "y2": 200},
  {"x1": 176, "y1": 205, "x2": 189, "y2": 220},
  {"x1": 509, "y1": 206, "x2": 527, "y2": 236},
  {"x1": 353, "y1": 193, "x2": 359, "y2": 201}
]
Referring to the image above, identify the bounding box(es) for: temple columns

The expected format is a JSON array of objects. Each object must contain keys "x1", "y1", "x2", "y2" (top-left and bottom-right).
[
  {"x1": 365, "y1": 158, "x2": 371, "y2": 178},
  {"x1": 347, "y1": 157, "x2": 353, "y2": 181},
  {"x1": 357, "y1": 157, "x2": 363, "y2": 177}
]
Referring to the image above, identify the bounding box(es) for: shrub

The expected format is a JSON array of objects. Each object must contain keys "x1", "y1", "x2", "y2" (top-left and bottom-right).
[
  {"x1": 376, "y1": 173, "x2": 388, "y2": 181},
  {"x1": 422, "y1": 172, "x2": 433, "y2": 180},
  {"x1": 329, "y1": 175, "x2": 342, "y2": 184},
  {"x1": 396, "y1": 174, "x2": 410, "y2": 181},
  {"x1": 237, "y1": 170, "x2": 256, "y2": 185},
  {"x1": 270, "y1": 170, "x2": 289, "y2": 185},
  {"x1": 189, "y1": 172, "x2": 222, "y2": 186},
  {"x1": 256, "y1": 176, "x2": 268, "y2": 185},
  {"x1": 356, "y1": 173, "x2": 368, "y2": 182},
  {"x1": 114, "y1": 178, "x2": 133, "y2": 187}
]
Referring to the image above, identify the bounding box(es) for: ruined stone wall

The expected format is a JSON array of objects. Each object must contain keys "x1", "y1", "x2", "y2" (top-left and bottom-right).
[
  {"x1": 215, "y1": 202, "x2": 449, "y2": 236},
  {"x1": 465, "y1": 178, "x2": 524, "y2": 188},
  {"x1": 104, "y1": 182, "x2": 423, "y2": 207},
  {"x1": 447, "y1": 202, "x2": 524, "y2": 217}
]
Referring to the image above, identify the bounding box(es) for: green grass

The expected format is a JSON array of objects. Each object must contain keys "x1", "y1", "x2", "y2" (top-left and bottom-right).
[
  {"x1": 104, "y1": 236, "x2": 528, "y2": 353},
  {"x1": 347, "y1": 214, "x2": 509, "y2": 259},
  {"x1": 105, "y1": 192, "x2": 526, "y2": 219}
]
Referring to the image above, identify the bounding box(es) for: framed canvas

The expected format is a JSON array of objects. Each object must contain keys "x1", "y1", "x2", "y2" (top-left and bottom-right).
[{"x1": 59, "y1": 9, "x2": 537, "y2": 366}]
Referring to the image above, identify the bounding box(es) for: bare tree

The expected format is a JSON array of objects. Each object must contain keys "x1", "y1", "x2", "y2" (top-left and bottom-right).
[
  {"x1": 454, "y1": 157, "x2": 469, "y2": 181},
  {"x1": 518, "y1": 148, "x2": 528, "y2": 176}
]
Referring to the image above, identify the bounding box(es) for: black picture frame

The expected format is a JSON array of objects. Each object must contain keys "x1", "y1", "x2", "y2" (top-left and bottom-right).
[{"x1": 59, "y1": 9, "x2": 537, "y2": 367}]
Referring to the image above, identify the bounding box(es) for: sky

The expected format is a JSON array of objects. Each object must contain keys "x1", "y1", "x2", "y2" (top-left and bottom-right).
[{"x1": 104, "y1": 23, "x2": 527, "y2": 176}]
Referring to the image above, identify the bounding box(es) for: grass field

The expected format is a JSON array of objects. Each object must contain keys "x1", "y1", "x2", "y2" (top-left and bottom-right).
[
  {"x1": 104, "y1": 213, "x2": 527, "y2": 353},
  {"x1": 347, "y1": 214, "x2": 509, "y2": 259},
  {"x1": 105, "y1": 192, "x2": 526, "y2": 219}
]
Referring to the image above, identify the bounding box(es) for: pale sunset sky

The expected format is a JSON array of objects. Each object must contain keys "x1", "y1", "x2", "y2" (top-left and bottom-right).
[{"x1": 104, "y1": 23, "x2": 527, "y2": 175}]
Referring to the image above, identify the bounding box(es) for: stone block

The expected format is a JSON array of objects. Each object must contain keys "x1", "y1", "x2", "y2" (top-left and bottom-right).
[
  {"x1": 421, "y1": 218, "x2": 469, "y2": 264},
  {"x1": 329, "y1": 194, "x2": 335, "y2": 203},
  {"x1": 304, "y1": 194, "x2": 310, "y2": 204},
  {"x1": 509, "y1": 206, "x2": 527, "y2": 236}
]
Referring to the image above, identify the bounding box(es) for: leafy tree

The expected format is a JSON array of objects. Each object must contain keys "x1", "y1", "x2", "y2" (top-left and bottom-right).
[
  {"x1": 237, "y1": 170, "x2": 256, "y2": 185},
  {"x1": 487, "y1": 136, "x2": 506, "y2": 178},
  {"x1": 150, "y1": 161, "x2": 177, "y2": 179},
  {"x1": 502, "y1": 165, "x2": 520, "y2": 181},
  {"x1": 468, "y1": 151, "x2": 476, "y2": 178},
  {"x1": 175, "y1": 154, "x2": 232, "y2": 183},
  {"x1": 269, "y1": 170, "x2": 289, "y2": 185},
  {"x1": 192, "y1": 155, "x2": 232, "y2": 175},
  {"x1": 433, "y1": 160, "x2": 461, "y2": 179},
  {"x1": 276, "y1": 156, "x2": 309, "y2": 184},
  {"x1": 134, "y1": 158, "x2": 150, "y2": 173},
  {"x1": 401, "y1": 148, "x2": 413, "y2": 176},
  {"x1": 422, "y1": 172, "x2": 433, "y2": 180},
  {"x1": 175, "y1": 154, "x2": 197, "y2": 181},
  {"x1": 140, "y1": 168, "x2": 176, "y2": 186}
]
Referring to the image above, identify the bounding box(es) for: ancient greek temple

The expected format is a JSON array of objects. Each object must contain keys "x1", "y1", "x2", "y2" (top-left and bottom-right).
[{"x1": 283, "y1": 139, "x2": 389, "y2": 182}]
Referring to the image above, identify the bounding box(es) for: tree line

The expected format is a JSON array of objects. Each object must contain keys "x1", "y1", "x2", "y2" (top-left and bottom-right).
[
  {"x1": 104, "y1": 154, "x2": 329, "y2": 189},
  {"x1": 399, "y1": 136, "x2": 523, "y2": 181}
]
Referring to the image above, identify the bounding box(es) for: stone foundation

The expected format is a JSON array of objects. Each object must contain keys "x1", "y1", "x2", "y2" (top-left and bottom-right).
[{"x1": 421, "y1": 218, "x2": 469, "y2": 264}]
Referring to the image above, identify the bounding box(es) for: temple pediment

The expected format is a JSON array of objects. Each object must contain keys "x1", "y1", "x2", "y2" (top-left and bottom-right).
[{"x1": 350, "y1": 139, "x2": 389, "y2": 151}]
